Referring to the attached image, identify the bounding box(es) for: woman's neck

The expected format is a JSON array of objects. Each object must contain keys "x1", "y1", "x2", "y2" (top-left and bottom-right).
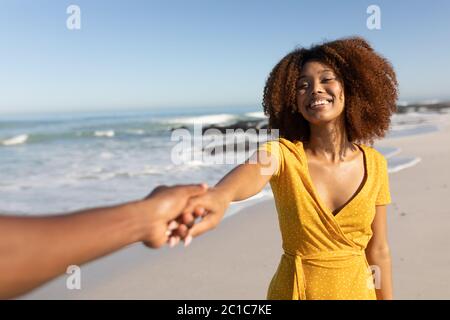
[{"x1": 305, "y1": 117, "x2": 357, "y2": 163}]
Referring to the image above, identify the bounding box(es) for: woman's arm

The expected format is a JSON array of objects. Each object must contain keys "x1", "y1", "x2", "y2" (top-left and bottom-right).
[
  {"x1": 365, "y1": 205, "x2": 393, "y2": 300},
  {"x1": 180, "y1": 148, "x2": 278, "y2": 239},
  {"x1": 214, "y1": 148, "x2": 278, "y2": 202}
]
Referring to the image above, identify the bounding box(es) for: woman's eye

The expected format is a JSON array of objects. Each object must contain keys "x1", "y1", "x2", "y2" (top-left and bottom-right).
[
  {"x1": 298, "y1": 82, "x2": 308, "y2": 89},
  {"x1": 322, "y1": 78, "x2": 334, "y2": 82}
]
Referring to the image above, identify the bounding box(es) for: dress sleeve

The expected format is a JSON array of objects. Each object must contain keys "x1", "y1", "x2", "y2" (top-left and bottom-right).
[
  {"x1": 256, "y1": 140, "x2": 284, "y2": 178},
  {"x1": 375, "y1": 155, "x2": 392, "y2": 206}
]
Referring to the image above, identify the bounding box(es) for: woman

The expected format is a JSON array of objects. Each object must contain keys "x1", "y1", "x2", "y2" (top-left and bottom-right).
[{"x1": 174, "y1": 37, "x2": 397, "y2": 300}]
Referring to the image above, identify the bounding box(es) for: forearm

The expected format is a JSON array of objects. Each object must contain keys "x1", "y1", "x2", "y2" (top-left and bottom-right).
[
  {"x1": 365, "y1": 248, "x2": 393, "y2": 300},
  {"x1": 0, "y1": 201, "x2": 145, "y2": 299},
  {"x1": 214, "y1": 163, "x2": 271, "y2": 202}
]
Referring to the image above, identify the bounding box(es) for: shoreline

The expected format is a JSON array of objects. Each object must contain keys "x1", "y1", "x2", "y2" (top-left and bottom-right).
[{"x1": 2, "y1": 109, "x2": 449, "y2": 216}]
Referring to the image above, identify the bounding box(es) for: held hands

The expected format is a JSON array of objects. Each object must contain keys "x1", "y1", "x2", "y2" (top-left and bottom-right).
[
  {"x1": 138, "y1": 184, "x2": 230, "y2": 249},
  {"x1": 167, "y1": 187, "x2": 232, "y2": 247},
  {"x1": 136, "y1": 183, "x2": 207, "y2": 248}
]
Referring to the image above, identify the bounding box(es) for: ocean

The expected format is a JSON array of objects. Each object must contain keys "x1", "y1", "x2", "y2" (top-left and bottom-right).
[{"x1": 1, "y1": 106, "x2": 449, "y2": 216}]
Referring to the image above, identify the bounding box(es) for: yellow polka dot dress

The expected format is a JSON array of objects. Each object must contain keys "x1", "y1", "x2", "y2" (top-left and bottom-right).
[{"x1": 259, "y1": 138, "x2": 391, "y2": 300}]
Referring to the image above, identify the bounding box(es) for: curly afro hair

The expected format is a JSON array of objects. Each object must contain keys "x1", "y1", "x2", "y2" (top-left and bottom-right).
[{"x1": 262, "y1": 36, "x2": 398, "y2": 145}]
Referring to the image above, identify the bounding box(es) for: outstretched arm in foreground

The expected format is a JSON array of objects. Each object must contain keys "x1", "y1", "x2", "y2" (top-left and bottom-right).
[{"x1": 0, "y1": 183, "x2": 207, "y2": 299}]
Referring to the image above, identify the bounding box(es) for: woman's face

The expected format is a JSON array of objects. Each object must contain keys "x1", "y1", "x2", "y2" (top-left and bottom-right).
[{"x1": 296, "y1": 60, "x2": 345, "y2": 125}]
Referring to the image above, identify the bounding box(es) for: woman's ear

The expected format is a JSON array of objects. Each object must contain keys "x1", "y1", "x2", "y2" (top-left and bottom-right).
[{"x1": 339, "y1": 89, "x2": 344, "y2": 102}]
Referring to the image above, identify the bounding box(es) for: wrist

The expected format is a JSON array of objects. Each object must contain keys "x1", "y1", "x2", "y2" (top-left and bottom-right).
[
  {"x1": 211, "y1": 185, "x2": 234, "y2": 203},
  {"x1": 125, "y1": 200, "x2": 155, "y2": 243}
]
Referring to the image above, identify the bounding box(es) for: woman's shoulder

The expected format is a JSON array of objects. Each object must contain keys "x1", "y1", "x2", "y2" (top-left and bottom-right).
[
  {"x1": 260, "y1": 137, "x2": 301, "y2": 150},
  {"x1": 276, "y1": 137, "x2": 304, "y2": 149},
  {"x1": 258, "y1": 137, "x2": 304, "y2": 165},
  {"x1": 358, "y1": 143, "x2": 388, "y2": 166}
]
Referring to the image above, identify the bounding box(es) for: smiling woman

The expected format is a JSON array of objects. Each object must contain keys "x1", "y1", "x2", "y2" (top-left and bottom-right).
[
  {"x1": 175, "y1": 36, "x2": 397, "y2": 300},
  {"x1": 263, "y1": 36, "x2": 398, "y2": 145},
  {"x1": 258, "y1": 37, "x2": 398, "y2": 300}
]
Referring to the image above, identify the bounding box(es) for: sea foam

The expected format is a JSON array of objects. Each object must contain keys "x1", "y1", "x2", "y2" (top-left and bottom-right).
[{"x1": 1, "y1": 134, "x2": 28, "y2": 146}]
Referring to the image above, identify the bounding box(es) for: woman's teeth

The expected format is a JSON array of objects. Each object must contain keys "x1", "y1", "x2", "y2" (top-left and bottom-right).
[{"x1": 309, "y1": 99, "x2": 331, "y2": 109}]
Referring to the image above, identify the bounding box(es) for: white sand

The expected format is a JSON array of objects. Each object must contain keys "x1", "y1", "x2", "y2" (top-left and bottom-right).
[{"x1": 21, "y1": 119, "x2": 450, "y2": 299}]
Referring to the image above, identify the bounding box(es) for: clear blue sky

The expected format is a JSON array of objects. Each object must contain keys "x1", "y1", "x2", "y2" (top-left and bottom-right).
[{"x1": 1, "y1": 0, "x2": 449, "y2": 114}]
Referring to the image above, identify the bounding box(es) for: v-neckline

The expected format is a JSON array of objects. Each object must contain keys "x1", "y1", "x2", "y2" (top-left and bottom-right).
[{"x1": 296, "y1": 141, "x2": 369, "y2": 219}]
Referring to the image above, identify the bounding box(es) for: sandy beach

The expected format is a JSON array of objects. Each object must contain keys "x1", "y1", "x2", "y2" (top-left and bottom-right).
[{"x1": 20, "y1": 117, "x2": 450, "y2": 300}]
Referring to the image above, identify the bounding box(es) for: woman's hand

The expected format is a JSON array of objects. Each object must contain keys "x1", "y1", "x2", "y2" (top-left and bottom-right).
[
  {"x1": 167, "y1": 187, "x2": 232, "y2": 246},
  {"x1": 165, "y1": 149, "x2": 276, "y2": 247},
  {"x1": 137, "y1": 183, "x2": 208, "y2": 248}
]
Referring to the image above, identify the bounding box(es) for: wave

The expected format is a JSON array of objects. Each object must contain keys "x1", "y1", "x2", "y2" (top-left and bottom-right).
[
  {"x1": 387, "y1": 124, "x2": 439, "y2": 138},
  {"x1": 125, "y1": 129, "x2": 145, "y2": 135},
  {"x1": 65, "y1": 164, "x2": 177, "y2": 183},
  {"x1": 387, "y1": 156, "x2": 421, "y2": 173},
  {"x1": 244, "y1": 111, "x2": 266, "y2": 119},
  {"x1": 165, "y1": 113, "x2": 237, "y2": 125},
  {"x1": 391, "y1": 112, "x2": 447, "y2": 128},
  {"x1": 94, "y1": 130, "x2": 115, "y2": 138},
  {"x1": 225, "y1": 187, "x2": 274, "y2": 218},
  {"x1": 1, "y1": 134, "x2": 28, "y2": 146},
  {"x1": 376, "y1": 146, "x2": 401, "y2": 159}
]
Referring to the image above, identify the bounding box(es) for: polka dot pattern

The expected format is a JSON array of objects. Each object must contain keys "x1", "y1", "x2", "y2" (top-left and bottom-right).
[{"x1": 258, "y1": 138, "x2": 391, "y2": 300}]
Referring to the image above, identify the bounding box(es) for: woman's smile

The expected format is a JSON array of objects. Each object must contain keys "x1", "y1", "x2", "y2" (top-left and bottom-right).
[{"x1": 308, "y1": 97, "x2": 334, "y2": 111}]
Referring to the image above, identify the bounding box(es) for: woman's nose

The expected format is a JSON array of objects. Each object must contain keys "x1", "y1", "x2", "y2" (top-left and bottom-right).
[{"x1": 310, "y1": 79, "x2": 325, "y2": 94}]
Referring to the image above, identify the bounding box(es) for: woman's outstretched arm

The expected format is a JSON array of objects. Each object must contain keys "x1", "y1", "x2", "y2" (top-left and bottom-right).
[{"x1": 179, "y1": 148, "x2": 279, "y2": 240}]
